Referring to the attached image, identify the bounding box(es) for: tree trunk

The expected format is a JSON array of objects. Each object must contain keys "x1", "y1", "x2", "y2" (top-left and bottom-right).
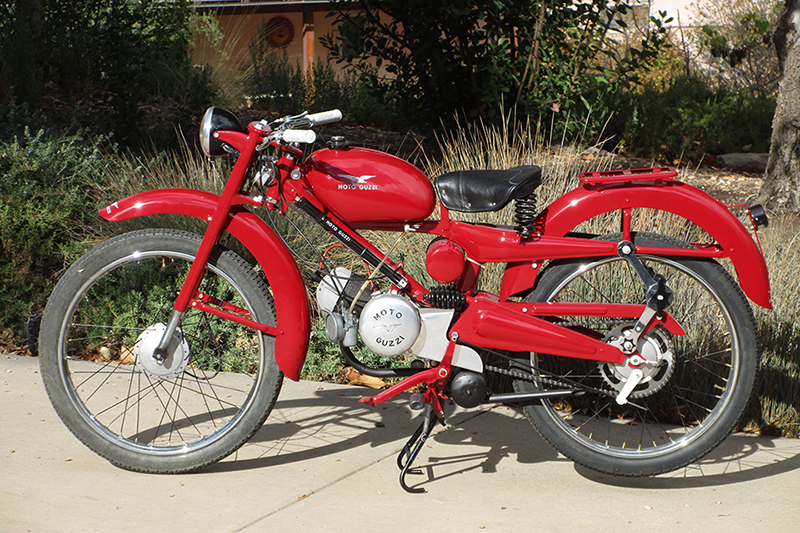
[{"x1": 757, "y1": 0, "x2": 800, "y2": 212}]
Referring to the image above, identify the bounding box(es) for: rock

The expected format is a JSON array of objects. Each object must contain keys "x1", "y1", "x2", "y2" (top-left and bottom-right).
[
  {"x1": 716, "y1": 153, "x2": 769, "y2": 174},
  {"x1": 580, "y1": 146, "x2": 611, "y2": 162}
]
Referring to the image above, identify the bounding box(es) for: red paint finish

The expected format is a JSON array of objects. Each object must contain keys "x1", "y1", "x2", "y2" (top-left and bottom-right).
[
  {"x1": 100, "y1": 188, "x2": 311, "y2": 381},
  {"x1": 360, "y1": 341, "x2": 455, "y2": 407},
  {"x1": 452, "y1": 299, "x2": 626, "y2": 364},
  {"x1": 425, "y1": 238, "x2": 466, "y2": 283},
  {"x1": 170, "y1": 124, "x2": 266, "y2": 315},
  {"x1": 506, "y1": 301, "x2": 685, "y2": 337},
  {"x1": 305, "y1": 147, "x2": 436, "y2": 224},
  {"x1": 579, "y1": 166, "x2": 679, "y2": 186},
  {"x1": 499, "y1": 181, "x2": 772, "y2": 308}
]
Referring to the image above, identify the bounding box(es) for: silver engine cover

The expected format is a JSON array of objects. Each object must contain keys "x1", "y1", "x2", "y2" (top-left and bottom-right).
[{"x1": 358, "y1": 294, "x2": 420, "y2": 356}]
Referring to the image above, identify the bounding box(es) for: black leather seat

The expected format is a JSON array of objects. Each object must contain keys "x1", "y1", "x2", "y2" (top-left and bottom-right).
[{"x1": 434, "y1": 165, "x2": 542, "y2": 213}]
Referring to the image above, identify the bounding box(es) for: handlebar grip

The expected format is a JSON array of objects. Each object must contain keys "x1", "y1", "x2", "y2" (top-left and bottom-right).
[
  {"x1": 307, "y1": 109, "x2": 342, "y2": 125},
  {"x1": 282, "y1": 129, "x2": 317, "y2": 144}
]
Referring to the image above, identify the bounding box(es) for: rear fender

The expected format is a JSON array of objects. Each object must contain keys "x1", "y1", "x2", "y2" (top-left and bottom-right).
[
  {"x1": 100, "y1": 188, "x2": 310, "y2": 380},
  {"x1": 501, "y1": 181, "x2": 772, "y2": 308}
]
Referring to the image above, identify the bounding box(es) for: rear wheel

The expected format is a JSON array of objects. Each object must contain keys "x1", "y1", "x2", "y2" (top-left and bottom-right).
[
  {"x1": 39, "y1": 229, "x2": 283, "y2": 473},
  {"x1": 513, "y1": 232, "x2": 758, "y2": 476}
]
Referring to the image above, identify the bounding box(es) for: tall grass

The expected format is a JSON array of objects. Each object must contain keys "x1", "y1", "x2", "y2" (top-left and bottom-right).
[
  {"x1": 415, "y1": 116, "x2": 621, "y2": 293},
  {"x1": 750, "y1": 214, "x2": 800, "y2": 436},
  {"x1": 95, "y1": 139, "x2": 231, "y2": 239}
]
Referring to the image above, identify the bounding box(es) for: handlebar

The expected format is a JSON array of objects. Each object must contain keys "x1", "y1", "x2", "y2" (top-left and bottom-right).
[
  {"x1": 281, "y1": 129, "x2": 317, "y2": 144},
  {"x1": 265, "y1": 109, "x2": 341, "y2": 145},
  {"x1": 262, "y1": 109, "x2": 342, "y2": 147},
  {"x1": 307, "y1": 109, "x2": 342, "y2": 125}
]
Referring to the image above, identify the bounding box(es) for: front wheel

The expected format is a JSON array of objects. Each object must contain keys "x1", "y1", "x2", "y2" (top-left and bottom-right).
[
  {"x1": 39, "y1": 229, "x2": 283, "y2": 473},
  {"x1": 513, "y1": 232, "x2": 759, "y2": 476}
]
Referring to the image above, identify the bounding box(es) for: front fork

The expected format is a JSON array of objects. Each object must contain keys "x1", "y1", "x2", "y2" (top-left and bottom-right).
[{"x1": 153, "y1": 122, "x2": 271, "y2": 362}]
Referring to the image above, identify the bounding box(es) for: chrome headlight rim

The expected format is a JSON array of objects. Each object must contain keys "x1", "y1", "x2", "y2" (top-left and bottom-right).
[{"x1": 199, "y1": 107, "x2": 244, "y2": 157}]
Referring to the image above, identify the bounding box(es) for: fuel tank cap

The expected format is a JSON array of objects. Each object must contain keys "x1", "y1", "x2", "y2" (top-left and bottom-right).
[{"x1": 327, "y1": 136, "x2": 350, "y2": 150}]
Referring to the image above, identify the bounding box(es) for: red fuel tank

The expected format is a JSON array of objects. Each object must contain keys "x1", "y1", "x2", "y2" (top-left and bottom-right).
[{"x1": 305, "y1": 147, "x2": 436, "y2": 225}]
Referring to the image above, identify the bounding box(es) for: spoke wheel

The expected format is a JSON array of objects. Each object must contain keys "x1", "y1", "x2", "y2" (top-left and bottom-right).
[
  {"x1": 514, "y1": 233, "x2": 758, "y2": 476},
  {"x1": 39, "y1": 229, "x2": 282, "y2": 473}
]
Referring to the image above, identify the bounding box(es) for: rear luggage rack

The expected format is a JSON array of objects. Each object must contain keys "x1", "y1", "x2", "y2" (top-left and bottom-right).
[{"x1": 579, "y1": 167, "x2": 679, "y2": 189}]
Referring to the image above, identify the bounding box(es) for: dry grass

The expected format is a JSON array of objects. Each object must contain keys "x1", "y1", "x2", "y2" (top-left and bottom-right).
[{"x1": 749, "y1": 213, "x2": 800, "y2": 436}]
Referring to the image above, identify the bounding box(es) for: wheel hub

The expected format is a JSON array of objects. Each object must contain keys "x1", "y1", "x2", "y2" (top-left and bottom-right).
[
  {"x1": 601, "y1": 326, "x2": 674, "y2": 399},
  {"x1": 134, "y1": 323, "x2": 191, "y2": 380}
]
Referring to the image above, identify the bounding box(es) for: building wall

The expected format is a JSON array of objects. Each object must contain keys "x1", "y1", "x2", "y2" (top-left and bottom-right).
[
  {"x1": 192, "y1": 3, "x2": 343, "y2": 78},
  {"x1": 649, "y1": 0, "x2": 696, "y2": 25}
]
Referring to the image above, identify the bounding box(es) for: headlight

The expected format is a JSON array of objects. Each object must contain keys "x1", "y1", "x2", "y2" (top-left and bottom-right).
[{"x1": 199, "y1": 107, "x2": 244, "y2": 156}]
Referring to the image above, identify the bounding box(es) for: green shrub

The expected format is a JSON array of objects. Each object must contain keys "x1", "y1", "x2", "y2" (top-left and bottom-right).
[
  {"x1": 0, "y1": 0, "x2": 217, "y2": 149},
  {"x1": 323, "y1": 0, "x2": 671, "y2": 136},
  {"x1": 245, "y1": 34, "x2": 391, "y2": 126},
  {"x1": 607, "y1": 75, "x2": 776, "y2": 160},
  {"x1": 246, "y1": 46, "x2": 307, "y2": 114},
  {"x1": 0, "y1": 130, "x2": 106, "y2": 336}
]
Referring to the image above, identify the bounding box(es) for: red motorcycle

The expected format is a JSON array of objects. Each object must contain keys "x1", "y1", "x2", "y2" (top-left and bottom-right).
[{"x1": 39, "y1": 107, "x2": 771, "y2": 492}]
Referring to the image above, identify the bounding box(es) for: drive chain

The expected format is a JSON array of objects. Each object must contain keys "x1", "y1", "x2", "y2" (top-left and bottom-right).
[
  {"x1": 485, "y1": 363, "x2": 563, "y2": 388},
  {"x1": 481, "y1": 317, "x2": 630, "y2": 399},
  {"x1": 551, "y1": 317, "x2": 630, "y2": 329},
  {"x1": 486, "y1": 362, "x2": 617, "y2": 399}
]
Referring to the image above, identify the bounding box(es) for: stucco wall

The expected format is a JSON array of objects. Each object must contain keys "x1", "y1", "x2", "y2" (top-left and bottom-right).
[{"x1": 192, "y1": 5, "x2": 342, "y2": 78}]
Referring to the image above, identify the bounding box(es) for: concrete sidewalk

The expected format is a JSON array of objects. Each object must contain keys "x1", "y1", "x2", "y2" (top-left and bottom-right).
[{"x1": 2, "y1": 353, "x2": 799, "y2": 533}]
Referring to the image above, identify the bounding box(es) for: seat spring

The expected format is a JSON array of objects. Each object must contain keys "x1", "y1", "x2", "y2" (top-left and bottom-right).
[{"x1": 514, "y1": 193, "x2": 538, "y2": 237}]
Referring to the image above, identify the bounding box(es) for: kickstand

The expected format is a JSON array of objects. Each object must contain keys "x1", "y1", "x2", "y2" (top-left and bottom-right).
[{"x1": 397, "y1": 405, "x2": 440, "y2": 493}]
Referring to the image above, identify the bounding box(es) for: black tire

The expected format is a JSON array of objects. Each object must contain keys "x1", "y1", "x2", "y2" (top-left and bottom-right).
[
  {"x1": 513, "y1": 232, "x2": 758, "y2": 476},
  {"x1": 39, "y1": 229, "x2": 283, "y2": 473}
]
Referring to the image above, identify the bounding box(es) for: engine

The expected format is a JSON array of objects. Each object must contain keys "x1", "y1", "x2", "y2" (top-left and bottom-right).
[
  {"x1": 316, "y1": 268, "x2": 421, "y2": 356},
  {"x1": 315, "y1": 268, "x2": 485, "y2": 380}
]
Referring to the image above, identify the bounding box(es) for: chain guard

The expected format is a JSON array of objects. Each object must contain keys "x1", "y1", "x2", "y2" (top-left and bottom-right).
[{"x1": 480, "y1": 317, "x2": 668, "y2": 401}]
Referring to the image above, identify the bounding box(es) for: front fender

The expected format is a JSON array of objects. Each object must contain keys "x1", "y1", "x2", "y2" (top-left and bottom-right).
[
  {"x1": 503, "y1": 181, "x2": 772, "y2": 309},
  {"x1": 100, "y1": 188, "x2": 311, "y2": 380}
]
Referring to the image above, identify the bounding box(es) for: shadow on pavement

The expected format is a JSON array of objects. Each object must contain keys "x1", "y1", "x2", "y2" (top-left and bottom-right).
[{"x1": 578, "y1": 432, "x2": 800, "y2": 488}]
